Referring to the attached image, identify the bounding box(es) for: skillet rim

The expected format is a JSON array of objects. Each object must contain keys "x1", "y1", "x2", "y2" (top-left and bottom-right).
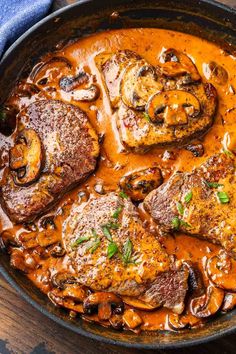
[{"x1": 1, "y1": 0, "x2": 236, "y2": 349}]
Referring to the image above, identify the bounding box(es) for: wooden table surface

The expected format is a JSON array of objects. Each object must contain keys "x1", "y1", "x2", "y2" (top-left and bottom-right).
[{"x1": 1, "y1": 0, "x2": 236, "y2": 353}]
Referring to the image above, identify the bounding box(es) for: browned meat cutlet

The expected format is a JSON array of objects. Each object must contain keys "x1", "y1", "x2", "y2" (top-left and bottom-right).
[
  {"x1": 62, "y1": 192, "x2": 189, "y2": 313},
  {"x1": 144, "y1": 153, "x2": 236, "y2": 257},
  {"x1": 1, "y1": 100, "x2": 99, "y2": 223},
  {"x1": 97, "y1": 49, "x2": 218, "y2": 152}
]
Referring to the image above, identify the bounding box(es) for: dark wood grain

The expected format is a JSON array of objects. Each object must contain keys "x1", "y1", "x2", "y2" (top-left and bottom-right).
[{"x1": 1, "y1": 0, "x2": 236, "y2": 353}]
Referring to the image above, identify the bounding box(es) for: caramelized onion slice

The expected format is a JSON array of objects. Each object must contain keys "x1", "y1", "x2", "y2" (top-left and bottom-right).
[
  {"x1": 158, "y1": 48, "x2": 201, "y2": 82},
  {"x1": 10, "y1": 129, "x2": 43, "y2": 186},
  {"x1": 190, "y1": 285, "x2": 224, "y2": 318},
  {"x1": 146, "y1": 90, "x2": 200, "y2": 126},
  {"x1": 206, "y1": 252, "x2": 236, "y2": 292}
]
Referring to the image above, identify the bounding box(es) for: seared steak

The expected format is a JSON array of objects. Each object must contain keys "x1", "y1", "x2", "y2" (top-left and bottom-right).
[
  {"x1": 117, "y1": 83, "x2": 217, "y2": 152},
  {"x1": 98, "y1": 49, "x2": 217, "y2": 152},
  {"x1": 1, "y1": 100, "x2": 99, "y2": 223},
  {"x1": 62, "y1": 192, "x2": 189, "y2": 312},
  {"x1": 144, "y1": 153, "x2": 236, "y2": 256}
]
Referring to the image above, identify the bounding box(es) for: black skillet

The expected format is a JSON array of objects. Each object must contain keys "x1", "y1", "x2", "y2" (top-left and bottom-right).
[{"x1": 1, "y1": 0, "x2": 236, "y2": 349}]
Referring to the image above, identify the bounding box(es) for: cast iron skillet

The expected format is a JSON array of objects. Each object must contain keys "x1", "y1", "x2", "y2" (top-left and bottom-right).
[{"x1": 1, "y1": 0, "x2": 236, "y2": 349}]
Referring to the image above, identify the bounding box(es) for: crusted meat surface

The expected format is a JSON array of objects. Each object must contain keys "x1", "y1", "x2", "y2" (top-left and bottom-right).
[
  {"x1": 98, "y1": 50, "x2": 218, "y2": 152},
  {"x1": 144, "y1": 153, "x2": 236, "y2": 256},
  {"x1": 62, "y1": 193, "x2": 189, "y2": 311},
  {"x1": 1, "y1": 100, "x2": 99, "y2": 223}
]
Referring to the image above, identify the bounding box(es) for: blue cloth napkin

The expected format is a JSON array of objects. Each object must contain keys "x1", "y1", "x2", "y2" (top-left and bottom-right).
[{"x1": 0, "y1": 0, "x2": 53, "y2": 57}]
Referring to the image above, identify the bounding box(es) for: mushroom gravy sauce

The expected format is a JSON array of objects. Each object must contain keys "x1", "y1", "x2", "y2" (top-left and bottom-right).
[{"x1": 1, "y1": 28, "x2": 236, "y2": 332}]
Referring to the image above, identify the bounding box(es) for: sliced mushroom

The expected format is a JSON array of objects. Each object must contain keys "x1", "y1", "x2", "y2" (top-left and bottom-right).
[
  {"x1": 120, "y1": 61, "x2": 162, "y2": 110},
  {"x1": 51, "y1": 272, "x2": 78, "y2": 290},
  {"x1": 48, "y1": 243, "x2": 66, "y2": 257},
  {"x1": 122, "y1": 296, "x2": 157, "y2": 311},
  {"x1": 206, "y1": 252, "x2": 236, "y2": 292},
  {"x1": 10, "y1": 248, "x2": 39, "y2": 273},
  {"x1": 184, "y1": 261, "x2": 205, "y2": 297},
  {"x1": 72, "y1": 84, "x2": 100, "y2": 102},
  {"x1": 83, "y1": 292, "x2": 124, "y2": 321},
  {"x1": 119, "y1": 167, "x2": 163, "y2": 202},
  {"x1": 190, "y1": 285, "x2": 224, "y2": 318},
  {"x1": 10, "y1": 129, "x2": 43, "y2": 186},
  {"x1": 122, "y1": 309, "x2": 143, "y2": 329},
  {"x1": 185, "y1": 143, "x2": 204, "y2": 157},
  {"x1": 146, "y1": 90, "x2": 201, "y2": 126},
  {"x1": 0, "y1": 105, "x2": 17, "y2": 136},
  {"x1": 205, "y1": 61, "x2": 228, "y2": 85},
  {"x1": 30, "y1": 56, "x2": 72, "y2": 85},
  {"x1": 222, "y1": 293, "x2": 236, "y2": 312},
  {"x1": 168, "y1": 312, "x2": 202, "y2": 330},
  {"x1": 48, "y1": 288, "x2": 85, "y2": 313},
  {"x1": 158, "y1": 48, "x2": 201, "y2": 82},
  {"x1": 109, "y1": 314, "x2": 124, "y2": 330},
  {"x1": 59, "y1": 71, "x2": 89, "y2": 92}
]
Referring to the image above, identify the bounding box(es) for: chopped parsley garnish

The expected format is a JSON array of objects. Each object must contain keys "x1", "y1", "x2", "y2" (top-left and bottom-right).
[
  {"x1": 184, "y1": 191, "x2": 193, "y2": 203},
  {"x1": 217, "y1": 191, "x2": 230, "y2": 204},
  {"x1": 119, "y1": 191, "x2": 128, "y2": 199},
  {"x1": 112, "y1": 206, "x2": 123, "y2": 219},
  {"x1": 204, "y1": 180, "x2": 224, "y2": 189},
  {"x1": 171, "y1": 216, "x2": 180, "y2": 230},
  {"x1": 104, "y1": 222, "x2": 120, "y2": 230},
  {"x1": 143, "y1": 112, "x2": 151, "y2": 123},
  {"x1": 102, "y1": 225, "x2": 113, "y2": 242},
  {"x1": 180, "y1": 220, "x2": 192, "y2": 228},
  {"x1": 88, "y1": 239, "x2": 101, "y2": 254},
  {"x1": 172, "y1": 216, "x2": 191, "y2": 230},
  {"x1": 223, "y1": 148, "x2": 233, "y2": 158},
  {"x1": 122, "y1": 238, "x2": 133, "y2": 264},
  {"x1": 107, "y1": 242, "x2": 119, "y2": 259},
  {"x1": 71, "y1": 235, "x2": 91, "y2": 248},
  {"x1": 176, "y1": 201, "x2": 184, "y2": 216}
]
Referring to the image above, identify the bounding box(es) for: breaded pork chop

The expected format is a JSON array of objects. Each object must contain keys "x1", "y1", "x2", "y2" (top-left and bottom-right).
[
  {"x1": 144, "y1": 153, "x2": 236, "y2": 257},
  {"x1": 1, "y1": 100, "x2": 99, "y2": 223},
  {"x1": 62, "y1": 193, "x2": 189, "y2": 311}
]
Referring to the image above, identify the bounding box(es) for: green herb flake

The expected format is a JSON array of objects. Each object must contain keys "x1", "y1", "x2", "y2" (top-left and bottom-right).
[
  {"x1": 184, "y1": 191, "x2": 193, "y2": 204},
  {"x1": 204, "y1": 180, "x2": 224, "y2": 189},
  {"x1": 102, "y1": 225, "x2": 113, "y2": 242},
  {"x1": 71, "y1": 235, "x2": 91, "y2": 248},
  {"x1": 217, "y1": 191, "x2": 230, "y2": 204},
  {"x1": 91, "y1": 228, "x2": 98, "y2": 238},
  {"x1": 122, "y1": 238, "x2": 133, "y2": 264},
  {"x1": 180, "y1": 220, "x2": 192, "y2": 228},
  {"x1": 112, "y1": 206, "x2": 123, "y2": 219},
  {"x1": 143, "y1": 112, "x2": 151, "y2": 123},
  {"x1": 119, "y1": 191, "x2": 128, "y2": 199},
  {"x1": 107, "y1": 242, "x2": 119, "y2": 259},
  {"x1": 104, "y1": 222, "x2": 120, "y2": 230},
  {"x1": 171, "y1": 216, "x2": 180, "y2": 230},
  {"x1": 88, "y1": 239, "x2": 101, "y2": 254},
  {"x1": 176, "y1": 201, "x2": 184, "y2": 216},
  {"x1": 223, "y1": 148, "x2": 233, "y2": 158}
]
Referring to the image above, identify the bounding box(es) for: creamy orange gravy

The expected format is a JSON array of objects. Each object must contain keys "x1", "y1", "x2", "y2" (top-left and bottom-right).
[{"x1": 1, "y1": 28, "x2": 236, "y2": 331}]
